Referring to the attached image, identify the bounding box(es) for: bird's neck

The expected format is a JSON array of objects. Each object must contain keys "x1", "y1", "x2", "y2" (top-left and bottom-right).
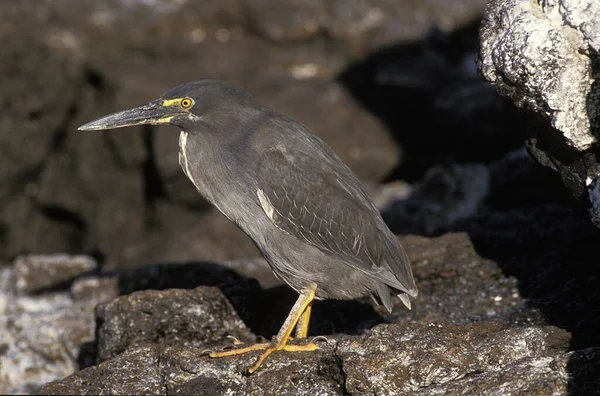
[{"x1": 178, "y1": 120, "x2": 260, "y2": 226}]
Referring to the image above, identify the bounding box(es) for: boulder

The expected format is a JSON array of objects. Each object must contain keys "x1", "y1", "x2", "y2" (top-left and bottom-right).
[
  {"x1": 96, "y1": 287, "x2": 254, "y2": 362},
  {"x1": 478, "y1": 0, "x2": 600, "y2": 225}
]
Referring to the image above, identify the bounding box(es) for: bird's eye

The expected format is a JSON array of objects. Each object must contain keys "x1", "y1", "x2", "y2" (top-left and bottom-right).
[{"x1": 181, "y1": 98, "x2": 193, "y2": 109}]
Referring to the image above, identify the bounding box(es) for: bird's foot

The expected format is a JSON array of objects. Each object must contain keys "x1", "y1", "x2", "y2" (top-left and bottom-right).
[
  {"x1": 215, "y1": 335, "x2": 286, "y2": 349},
  {"x1": 209, "y1": 336, "x2": 318, "y2": 374}
]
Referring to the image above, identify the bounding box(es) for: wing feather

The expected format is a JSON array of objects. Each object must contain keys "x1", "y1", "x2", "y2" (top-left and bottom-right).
[{"x1": 257, "y1": 145, "x2": 416, "y2": 296}]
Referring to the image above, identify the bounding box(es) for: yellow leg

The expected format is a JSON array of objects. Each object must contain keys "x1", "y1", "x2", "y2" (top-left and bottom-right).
[
  {"x1": 295, "y1": 299, "x2": 312, "y2": 339},
  {"x1": 209, "y1": 283, "x2": 318, "y2": 374}
]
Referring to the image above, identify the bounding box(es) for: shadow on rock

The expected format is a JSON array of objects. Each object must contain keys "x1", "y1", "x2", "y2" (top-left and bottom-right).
[
  {"x1": 104, "y1": 260, "x2": 384, "y2": 354},
  {"x1": 585, "y1": 49, "x2": 600, "y2": 230},
  {"x1": 67, "y1": 260, "x2": 383, "y2": 371},
  {"x1": 338, "y1": 20, "x2": 529, "y2": 183},
  {"x1": 462, "y1": 205, "x2": 600, "y2": 350},
  {"x1": 566, "y1": 347, "x2": 600, "y2": 395}
]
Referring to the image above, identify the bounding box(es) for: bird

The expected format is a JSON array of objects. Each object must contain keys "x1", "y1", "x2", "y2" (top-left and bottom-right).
[{"x1": 79, "y1": 80, "x2": 417, "y2": 374}]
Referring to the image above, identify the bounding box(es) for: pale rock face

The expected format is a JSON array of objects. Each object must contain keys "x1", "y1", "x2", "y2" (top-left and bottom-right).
[
  {"x1": 0, "y1": 255, "x2": 119, "y2": 394},
  {"x1": 479, "y1": 0, "x2": 598, "y2": 150},
  {"x1": 478, "y1": 0, "x2": 600, "y2": 226}
]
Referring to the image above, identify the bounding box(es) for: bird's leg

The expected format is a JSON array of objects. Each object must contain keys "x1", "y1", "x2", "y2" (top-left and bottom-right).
[
  {"x1": 295, "y1": 298, "x2": 312, "y2": 339},
  {"x1": 209, "y1": 283, "x2": 318, "y2": 374},
  {"x1": 246, "y1": 283, "x2": 318, "y2": 373}
]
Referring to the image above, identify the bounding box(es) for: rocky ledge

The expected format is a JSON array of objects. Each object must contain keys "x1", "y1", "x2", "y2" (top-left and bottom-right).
[{"x1": 2, "y1": 227, "x2": 598, "y2": 394}]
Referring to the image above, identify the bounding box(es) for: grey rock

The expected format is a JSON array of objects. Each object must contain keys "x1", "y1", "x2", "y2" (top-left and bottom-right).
[
  {"x1": 435, "y1": 350, "x2": 579, "y2": 395},
  {"x1": 478, "y1": 0, "x2": 598, "y2": 150},
  {"x1": 0, "y1": 260, "x2": 118, "y2": 394},
  {"x1": 39, "y1": 230, "x2": 596, "y2": 394},
  {"x1": 478, "y1": 0, "x2": 600, "y2": 225},
  {"x1": 337, "y1": 322, "x2": 570, "y2": 395},
  {"x1": 0, "y1": 0, "x2": 150, "y2": 266},
  {"x1": 263, "y1": 0, "x2": 489, "y2": 53},
  {"x1": 0, "y1": 257, "x2": 263, "y2": 394},
  {"x1": 40, "y1": 320, "x2": 585, "y2": 395},
  {"x1": 0, "y1": 4, "x2": 90, "y2": 258},
  {"x1": 13, "y1": 254, "x2": 97, "y2": 293},
  {"x1": 40, "y1": 343, "x2": 343, "y2": 395},
  {"x1": 96, "y1": 287, "x2": 255, "y2": 362},
  {"x1": 380, "y1": 148, "x2": 573, "y2": 238},
  {"x1": 70, "y1": 276, "x2": 120, "y2": 303}
]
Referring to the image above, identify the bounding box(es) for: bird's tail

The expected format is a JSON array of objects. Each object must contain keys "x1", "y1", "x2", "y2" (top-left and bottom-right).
[
  {"x1": 374, "y1": 282, "x2": 413, "y2": 313},
  {"x1": 374, "y1": 235, "x2": 418, "y2": 312}
]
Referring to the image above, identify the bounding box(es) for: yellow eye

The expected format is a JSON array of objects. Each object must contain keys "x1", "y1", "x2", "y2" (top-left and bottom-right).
[{"x1": 181, "y1": 98, "x2": 193, "y2": 109}]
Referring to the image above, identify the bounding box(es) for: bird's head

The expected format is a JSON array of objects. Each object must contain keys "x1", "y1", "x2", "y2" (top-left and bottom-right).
[{"x1": 78, "y1": 80, "x2": 257, "y2": 132}]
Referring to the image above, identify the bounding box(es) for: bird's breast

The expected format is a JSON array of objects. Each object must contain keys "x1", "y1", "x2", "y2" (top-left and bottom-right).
[
  {"x1": 177, "y1": 130, "x2": 261, "y2": 229},
  {"x1": 179, "y1": 130, "x2": 220, "y2": 204}
]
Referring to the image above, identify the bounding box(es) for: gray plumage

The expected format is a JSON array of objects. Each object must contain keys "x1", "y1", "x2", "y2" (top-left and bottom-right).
[{"x1": 80, "y1": 80, "x2": 417, "y2": 312}]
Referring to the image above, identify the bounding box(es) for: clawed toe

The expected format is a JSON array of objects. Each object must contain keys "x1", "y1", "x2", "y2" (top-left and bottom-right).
[
  {"x1": 208, "y1": 338, "x2": 319, "y2": 373},
  {"x1": 226, "y1": 335, "x2": 246, "y2": 345},
  {"x1": 309, "y1": 335, "x2": 329, "y2": 344}
]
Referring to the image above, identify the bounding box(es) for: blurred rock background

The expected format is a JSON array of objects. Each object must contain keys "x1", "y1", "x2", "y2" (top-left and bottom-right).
[
  {"x1": 1, "y1": 0, "x2": 599, "y2": 394},
  {"x1": 0, "y1": 0, "x2": 494, "y2": 269}
]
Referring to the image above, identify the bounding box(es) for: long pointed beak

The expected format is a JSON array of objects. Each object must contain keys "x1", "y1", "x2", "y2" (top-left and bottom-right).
[{"x1": 78, "y1": 99, "x2": 178, "y2": 131}]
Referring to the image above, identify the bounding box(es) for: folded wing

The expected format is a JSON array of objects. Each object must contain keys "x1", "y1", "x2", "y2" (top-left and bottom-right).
[{"x1": 256, "y1": 145, "x2": 417, "y2": 297}]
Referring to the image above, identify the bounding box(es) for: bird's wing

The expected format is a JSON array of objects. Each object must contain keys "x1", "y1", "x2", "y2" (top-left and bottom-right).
[{"x1": 256, "y1": 144, "x2": 416, "y2": 295}]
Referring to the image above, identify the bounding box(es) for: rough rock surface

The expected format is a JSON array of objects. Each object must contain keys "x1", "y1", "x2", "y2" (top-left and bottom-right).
[
  {"x1": 0, "y1": 256, "x2": 118, "y2": 394},
  {"x1": 390, "y1": 233, "x2": 524, "y2": 326},
  {"x1": 479, "y1": 0, "x2": 599, "y2": 150},
  {"x1": 384, "y1": 148, "x2": 600, "y2": 351},
  {"x1": 0, "y1": 256, "x2": 279, "y2": 394},
  {"x1": 39, "y1": 227, "x2": 600, "y2": 394},
  {"x1": 478, "y1": 0, "x2": 600, "y2": 225},
  {"x1": 41, "y1": 323, "x2": 587, "y2": 396},
  {"x1": 96, "y1": 287, "x2": 254, "y2": 362}
]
